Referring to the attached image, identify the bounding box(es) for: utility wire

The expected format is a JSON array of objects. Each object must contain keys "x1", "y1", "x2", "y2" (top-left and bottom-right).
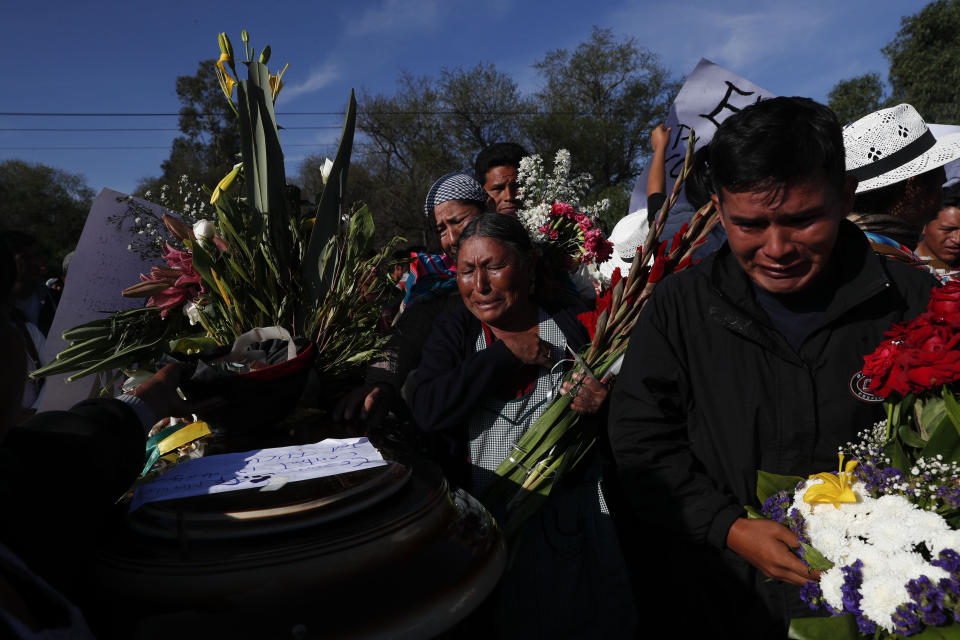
[
  {"x1": 0, "y1": 143, "x2": 340, "y2": 150},
  {"x1": 0, "y1": 126, "x2": 346, "y2": 131},
  {"x1": 0, "y1": 110, "x2": 581, "y2": 117}
]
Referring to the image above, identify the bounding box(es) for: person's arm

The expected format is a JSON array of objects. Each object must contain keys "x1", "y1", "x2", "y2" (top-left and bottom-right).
[
  {"x1": 608, "y1": 300, "x2": 743, "y2": 548},
  {"x1": 647, "y1": 124, "x2": 671, "y2": 200},
  {"x1": 410, "y1": 310, "x2": 523, "y2": 431}
]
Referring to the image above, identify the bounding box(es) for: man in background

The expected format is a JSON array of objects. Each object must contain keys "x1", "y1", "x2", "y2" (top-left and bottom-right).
[
  {"x1": 917, "y1": 184, "x2": 960, "y2": 274},
  {"x1": 474, "y1": 142, "x2": 527, "y2": 215}
]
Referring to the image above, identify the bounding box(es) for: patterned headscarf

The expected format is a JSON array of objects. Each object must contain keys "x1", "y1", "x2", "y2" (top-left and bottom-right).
[{"x1": 423, "y1": 172, "x2": 488, "y2": 219}]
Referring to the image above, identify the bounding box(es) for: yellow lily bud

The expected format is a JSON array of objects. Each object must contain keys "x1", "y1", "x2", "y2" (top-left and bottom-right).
[
  {"x1": 210, "y1": 163, "x2": 243, "y2": 205},
  {"x1": 803, "y1": 454, "x2": 859, "y2": 509},
  {"x1": 259, "y1": 45, "x2": 271, "y2": 64},
  {"x1": 216, "y1": 53, "x2": 236, "y2": 97},
  {"x1": 218, "y1": 32, "x2": 234, "y2": 61}
]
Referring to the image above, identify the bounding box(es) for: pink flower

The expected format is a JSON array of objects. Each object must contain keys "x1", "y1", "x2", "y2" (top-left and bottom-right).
[
  {"x1": 124, "y1": 242, "x2": 205, "y2": 318},
  {"x1": 551, "y1": 202, "x2": 575, "y2": 219}
]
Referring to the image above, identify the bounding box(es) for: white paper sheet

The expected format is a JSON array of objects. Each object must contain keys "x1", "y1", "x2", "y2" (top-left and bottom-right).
[{"x1": 131, "y1": 437, "x2": 387, "y2": 510}]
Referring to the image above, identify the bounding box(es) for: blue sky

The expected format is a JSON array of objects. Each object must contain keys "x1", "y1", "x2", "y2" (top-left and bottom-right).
[{"x1": 0, "y1": 0, "x2": 931, "y2": 196}]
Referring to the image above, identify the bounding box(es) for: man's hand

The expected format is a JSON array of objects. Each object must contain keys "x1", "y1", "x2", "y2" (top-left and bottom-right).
[
  {"x1": 560, "y1": 372, "x2": 608, "y2": 414},
  {"x1": 726, "y1": 517, "x2": 820, "y2": 586},
  {"x1": 499, "y1": 333, "x2": 554, "y2": 368},
  {"x1": 333, "y1": 383, "x2": 396, "y2": 428}
]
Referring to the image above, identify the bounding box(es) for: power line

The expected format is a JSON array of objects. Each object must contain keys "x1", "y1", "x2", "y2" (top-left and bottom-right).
[
  {"x1": 0, "y1": 126, "x2": 346, "y2": 132},
  {"x1": 0, "y1": 143, "x2": 341, "y2": 150},
  {"x1": 0, "y1": 110, "x2": 580, "y2": 117}
]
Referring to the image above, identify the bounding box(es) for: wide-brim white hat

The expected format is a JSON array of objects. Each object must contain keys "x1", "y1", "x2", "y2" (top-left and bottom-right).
[{"x1": 844, "y1": 103, "x2": 960, "y2": 193}]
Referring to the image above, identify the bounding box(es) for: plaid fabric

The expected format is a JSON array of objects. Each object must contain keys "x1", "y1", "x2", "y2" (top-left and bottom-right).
[
  {"x1": 466, "y1": 308, "x2": 609, "y2": 514},
  {"x1": 423, "y1": 171, "x2": 487, "y2": 218}
]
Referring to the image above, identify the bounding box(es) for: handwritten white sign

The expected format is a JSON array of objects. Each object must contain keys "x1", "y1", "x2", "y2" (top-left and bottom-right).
[
  {"x1": 629, "y1": 58, "x2": 777, "y2": 214},
  {"x1": 131, "y1": 437, "x2": 388, "y2": 510},
  {"x1": 36, "y1": 189, "x2": 164, "y2": 412}
]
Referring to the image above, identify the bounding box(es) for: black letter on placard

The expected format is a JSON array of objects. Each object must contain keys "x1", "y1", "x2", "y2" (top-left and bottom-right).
[
  {"x1": 670, "y1": 123, "x2": 696, "y2": 150},
  {"x1": 699, "y1": 81, "x2": 758, "y2": 129}
]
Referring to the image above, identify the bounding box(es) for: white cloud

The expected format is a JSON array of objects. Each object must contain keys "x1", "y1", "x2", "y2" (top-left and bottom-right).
[
  {"x1": 276, "y1": 63, "x2": 339, "y2": 104},
  {"x1": 346, "y1": 0, "x2": 445, "y2": 36}
]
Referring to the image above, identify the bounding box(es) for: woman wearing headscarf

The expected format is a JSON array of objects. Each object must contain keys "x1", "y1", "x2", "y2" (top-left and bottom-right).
[{"x1": 411, "y1": 213, "x2": 636, "y2": 638}]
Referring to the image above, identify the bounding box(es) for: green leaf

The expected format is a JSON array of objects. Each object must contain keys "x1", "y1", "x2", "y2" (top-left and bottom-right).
[
  {"x1": 799, "y1": 541, "x2": 834, "y2": 571},
  {"x1": 899, "y1": 422, "x2": 929, "y2": 448},
  {"x1": 301, "y1": 90, "x2": 357, "y2": 316},
  {"x1": 884, "y1": 437, "x2": 910, "y2": 474},
  {"x1": 788, "y1": 615, "x2": 858, "y2": 640},
  {"x1": 943, "y1": 388, "x2": 960, "y2": 438},
  {"x1": 919, "y1": 395, "x2": 949, "y2": 439},
  {"x1": 756, "y1": 471, "x2": 805, "y2": 504},
  {"x1": 910, "y1": 622, "x2": 960, "y2": 639},
  {"x1": 744, "y1": 505, "x2": 765, "y2": 519},
  {"x1": 922, "y1": 412, "x2": 960, "y2": 464}
]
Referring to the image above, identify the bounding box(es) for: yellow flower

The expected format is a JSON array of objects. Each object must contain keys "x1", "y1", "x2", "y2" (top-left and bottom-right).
[
  {"x1": 210, "y1": 163, "x2": 242, "y2": 205},
  {"x1": 216, "y1": 53, "x2": 236, "y2": 97},
  {"x1": 269, "y1": 63, "x2": 289, "y2": 101},
  {"x1": 803, "y1": 454, "x2": 859, "y2": 509},
  {"x1": 211, "y1": 268, "x2": 231, "y2": 308}
]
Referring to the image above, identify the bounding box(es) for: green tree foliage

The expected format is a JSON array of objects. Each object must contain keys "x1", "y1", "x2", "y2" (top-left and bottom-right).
[
  {"x1": 345, "y1": 65, "x2": 530, "y2": 248},
  {"x1": 136, "y1": 59, "x2": 240, "y2": 207},
  {"x1": 526, "y1": 27, "x2": 679, "y2": 193},
  {"x1": 0, "y1": 159, "x2": 94, "y2": 267},
  {"x1": 297, "y1": 28, "x2": 678, "y2": 245},
  {"x1": 827, "y1": 73, "x2": 886, "y2": 125},
  {"x1": 884, "y1": 0, "x2": 960, "y2": 124}
]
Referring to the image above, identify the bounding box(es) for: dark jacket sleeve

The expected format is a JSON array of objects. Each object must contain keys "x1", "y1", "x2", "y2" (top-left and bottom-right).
[
  {"x1": 410, "y1": 306, "x2": 522, "y2": 431},
  {"x1": 607, "y1": 287, "x2": 744, "y2": 550},
  {"x1": 365, "y1": 293, "x2": 462, "y2": 390}
]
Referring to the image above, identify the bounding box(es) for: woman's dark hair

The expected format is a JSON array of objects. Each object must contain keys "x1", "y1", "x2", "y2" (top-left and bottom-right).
[
  {"x1": 474, "y1": 142, "x2": 528, "y2": 184},
  {"x1": 685, "y1": 146, "x2": 714, "y2": 210},
  {"x1": 457, "y1": 213, "x2": 533, "y2": 265},
  {"x1": 707, "y1": 96, "x2": 846, "y2": 200}
]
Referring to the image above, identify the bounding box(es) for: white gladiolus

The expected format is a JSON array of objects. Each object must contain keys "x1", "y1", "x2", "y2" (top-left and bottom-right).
[
  {"x1": 183, "y1": 301, "x2": 202, "y2": 326},
  {"x1": 321, "y1": 157, "x2": 334, "y2": 184},
  {"x1": 193, "y1": 219, "x2": 215, "y2": 241}
]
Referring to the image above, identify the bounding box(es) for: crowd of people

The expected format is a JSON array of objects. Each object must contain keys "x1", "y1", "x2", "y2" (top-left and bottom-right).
[{"x1": 4, "y1": 94, "x2": 960, "y2": 638}]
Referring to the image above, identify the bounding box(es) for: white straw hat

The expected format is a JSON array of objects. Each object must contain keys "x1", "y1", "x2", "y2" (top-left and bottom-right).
[{"x1": 844, "y1": 104, "x2": 960, "y2": 193}]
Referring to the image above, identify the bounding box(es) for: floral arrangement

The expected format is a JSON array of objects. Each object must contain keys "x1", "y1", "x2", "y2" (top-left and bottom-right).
[
  {"x1": 483, "y1": 133, "x2": 720, "y2": 539},
  {"x1": 33, "y1": 31, "x2": 399, "y2": 389},
  {"x1": 748, "y1": 283, "x2": 960, "y2": 639},
  {"x1": 515, "y1": 149, "x2": 613, "y2": 268}
]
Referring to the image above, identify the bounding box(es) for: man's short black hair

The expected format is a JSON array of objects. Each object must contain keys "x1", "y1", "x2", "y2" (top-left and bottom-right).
[
  {"x1": 707, "y1": 97, "x2": 846, "y2": 200},
  {"x1": 942, "y1": 183, "x2": 960, "y2": 211},
  {"x1": 474, "y1": 142, "x2": 528, "y2": 184}
]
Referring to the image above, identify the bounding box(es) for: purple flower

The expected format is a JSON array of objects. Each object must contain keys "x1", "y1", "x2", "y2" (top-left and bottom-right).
[
  {"x1": 840, "y1": 560, "x2": 877, "y2": 634},
  {"x1": 761, "y1": 490, "x2": 792, "y2": 524},
  {"x1": 892, "y1": 602, "x2": 923, "y2": 636},
  {"x1": 799, "y1": 581, "x2": 822, "y2": 611},
  {"x1": 933, "y1": 549, "x2": 960, "y2": 575}
]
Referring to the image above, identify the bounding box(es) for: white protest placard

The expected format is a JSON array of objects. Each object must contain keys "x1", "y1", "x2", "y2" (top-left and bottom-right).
[
  {"x1": 929, "y1": 124, "x2": 960, "y2": 186},
  {"x1": 36, "y1": 189, "x2": 165, "y2": 412},
  {"x1": 628, "y1": 58, "x2": 777, "y2": 214},
  {"x1": 131, "y1": 437, "x2": 388, "y2": 510}
]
